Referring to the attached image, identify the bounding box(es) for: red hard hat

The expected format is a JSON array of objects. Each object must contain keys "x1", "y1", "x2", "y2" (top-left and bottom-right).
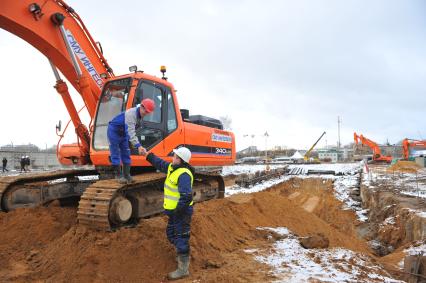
[{"x1": 141, "y1": 98, "x2": 155, "y2": 113}]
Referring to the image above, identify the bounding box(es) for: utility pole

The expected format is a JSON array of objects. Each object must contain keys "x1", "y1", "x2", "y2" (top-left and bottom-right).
[
  {"x1": 243, "y1": 134, "x2": 256, "y2": 154},
  {"x1": 44, "y1": 143, "x2": 47, "y2": 170},
  {"x1": 264, "y1": 131, "x2": 269, "y2": 170},
  {"x1": 10, "y1": 141, "x2": 14, "y2": 170},
  {"x1": 337, "y1": 116, "x2": 341, "y2": 149}
]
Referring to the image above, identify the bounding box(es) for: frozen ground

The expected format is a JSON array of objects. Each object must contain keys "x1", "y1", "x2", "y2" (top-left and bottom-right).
[
  {"x1": 398, "y1": 241, "x2": 426, "y2": 268},
  {"x1": 363, "y1": 165, "x2": 426, "y2": 219},
  {"x1": 225, "y1": 162, "x2": 367, "y2": 221},
  {"x1": 247, "y1": 227, "x2": 402, "y2": 283},
  {"x1": 288, "y1": 163, "x2": 361, "y2": 175},
  {"x1": 221, "y1": 164, "x2": 287, "y2": 176},
  {"x1": 363, "y1": 166, "x2": 426, "y2": 199},
  {"x1": 225, "y1": 175, "x2": 292, "y2": 196}
]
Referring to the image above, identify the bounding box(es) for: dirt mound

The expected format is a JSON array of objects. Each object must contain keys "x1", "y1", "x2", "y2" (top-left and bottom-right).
[
  {"x1": 387, "y1": 160, "x2": 422, "y2": 173},
  {"x1": 0, "y1": 178, "x2": 376, "y2": 282},
  {"x1": 0, "y1": 203, "x2": 75, "y2": 260}
]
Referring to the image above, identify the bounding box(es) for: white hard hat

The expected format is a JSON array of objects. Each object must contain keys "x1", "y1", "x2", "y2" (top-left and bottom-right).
[{"x1": 173, "y1": 147, "x2": 191, "y2": 163}]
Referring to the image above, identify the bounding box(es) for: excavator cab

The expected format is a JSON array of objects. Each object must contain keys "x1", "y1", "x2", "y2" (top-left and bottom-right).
[{"x1": 92, "y1": 74, "x2": 178, "y2": 165}]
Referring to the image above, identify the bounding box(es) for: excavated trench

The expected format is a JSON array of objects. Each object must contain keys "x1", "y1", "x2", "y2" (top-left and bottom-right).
[
  {"x1": 0, "y1": 176, "x2": 406, "y2": 282},
  {"x1": 358, "y1": 184, "x2": 426, "y2": 254},
  {"x1": 356, "y1": 171, "x2": 426, "y2": 281}
]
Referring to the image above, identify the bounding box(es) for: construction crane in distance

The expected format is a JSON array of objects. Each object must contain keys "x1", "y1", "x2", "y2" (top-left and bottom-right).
[{"x1": 304, "y1": 131, "x2": 326, "y2": 161}]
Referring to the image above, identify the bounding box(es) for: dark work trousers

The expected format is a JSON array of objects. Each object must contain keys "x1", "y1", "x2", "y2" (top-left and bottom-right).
[
  {"x1": 166, "y1": 209, "x2": 193, "y2": 255},
  {"x1": 20, "y1": 162, "x2": 26, "y2": 172},
  {"x1": 107, "y1": 124, "x2": 131, "y2": 166}
]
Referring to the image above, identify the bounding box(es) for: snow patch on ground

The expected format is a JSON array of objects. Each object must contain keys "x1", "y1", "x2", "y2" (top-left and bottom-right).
[
  {"x1": 398, "y1": 242, "x2": 426, "y2": 268},
  {"x1": 224, "y1": 163, "x2": 368, "y2": 222},
  {"x1": 383, "y1": 216, "x2": 396, "y2": 226},
  {"x1": 225, "y1": 175, "x2": 291, "y2": 196},
  {"x1": 292, "y1": 162, "x2": 367, "y2": 222},
  {"x1": 221, "y1": 164, "x2": 287, "y2": 176},
  {"x1": 404, "y1": 242, "x2": 426, "y2": 256},
  {"x1": 288, "y1": 162, "x2": 361, "y2": 175},
  {"x1": 248, "y1": 227, "x2": 402, "y2": 283},
  {"x1": 363, "y1": 166, "x2": 426, "y2": 200},
  {"x1": 401, "y1": 208, "x2": 426, "y2": 219}
]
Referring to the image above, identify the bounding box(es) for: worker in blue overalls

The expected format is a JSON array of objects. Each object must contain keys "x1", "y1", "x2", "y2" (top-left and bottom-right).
[
  {"x1": 107, "y1": 98, "x2": 155, "y2": 183},
  {"x1": 142, "y1": 147, "x2": 194, "y2": 280}
]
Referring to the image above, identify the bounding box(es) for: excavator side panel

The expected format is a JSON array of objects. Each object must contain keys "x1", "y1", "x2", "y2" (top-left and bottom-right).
[{"x1": 183, "y1": 122, "x2": 235, "y2": 165}]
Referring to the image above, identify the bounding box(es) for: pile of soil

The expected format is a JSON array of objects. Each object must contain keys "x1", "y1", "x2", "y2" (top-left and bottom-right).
[
  {"x1": 0, "y1": 203, "x2": 76, "y2": 260},
  {"x1": 387, "y1": 160, "x2": 422, "y2": 173},
  {"x1": 0, "y1": 178, "x2": 392, "y2": 282}
]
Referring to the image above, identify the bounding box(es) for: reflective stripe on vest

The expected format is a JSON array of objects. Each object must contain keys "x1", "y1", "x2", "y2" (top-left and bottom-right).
[{"x1": 163, "y1": 163, "x2": 194, "y2": 210}]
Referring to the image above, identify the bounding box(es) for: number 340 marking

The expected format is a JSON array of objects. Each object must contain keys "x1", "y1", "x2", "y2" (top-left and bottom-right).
[{"x1": 215, "y1": 148, "x2": 229, "y2": 154}]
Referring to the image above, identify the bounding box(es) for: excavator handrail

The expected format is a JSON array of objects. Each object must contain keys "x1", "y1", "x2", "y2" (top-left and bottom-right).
[{"x1": 55, "y1": 105, "x2": 87, "y2": 162}]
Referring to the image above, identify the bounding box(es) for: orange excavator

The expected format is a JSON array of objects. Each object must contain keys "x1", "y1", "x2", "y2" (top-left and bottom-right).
[
  {"x1": 353, "y1": 132, "x2": 392, "y2": 163},
  {"x1": 402, "y1": 139, "x2": 426, "y2": 160},
  {"x1": 0, "y1": 0, "x2": 235, "y2": 230}
]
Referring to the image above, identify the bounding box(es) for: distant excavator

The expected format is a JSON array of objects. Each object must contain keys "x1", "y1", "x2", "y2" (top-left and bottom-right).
[
  {"x1": 0, "y1": 0, "x2": 235, "y2": 230},
  {"x1": 353, "y1": 132, "x2": 392, "y2": 163},
  {"x1": 402, "y1": 139, "x2": 426, "y2": 160}
]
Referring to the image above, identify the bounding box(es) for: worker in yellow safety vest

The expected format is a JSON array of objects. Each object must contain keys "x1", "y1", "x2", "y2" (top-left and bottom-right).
[{"x1": 142, "y1": 146, "x2": 194, "y2": 280}]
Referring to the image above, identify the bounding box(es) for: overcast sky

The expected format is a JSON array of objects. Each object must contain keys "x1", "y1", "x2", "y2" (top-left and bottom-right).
[{"x1": 1, "y1": 0, "x2": 425, "y2": 151}]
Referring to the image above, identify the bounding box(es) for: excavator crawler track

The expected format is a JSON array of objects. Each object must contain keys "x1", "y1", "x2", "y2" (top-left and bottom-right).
[
  {"x1": 0, "y1": 169, "x2": 98, "y2": 212},
  {"x1": 77, "y1": 172, "x2": 225, "y2": 231},
  {"x1": 77, "y1": 172, "x2": 165, "y2": 230}
]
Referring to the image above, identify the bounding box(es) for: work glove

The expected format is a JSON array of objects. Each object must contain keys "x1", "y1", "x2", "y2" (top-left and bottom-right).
[{"x1": 146, "y1": 152, "x2": 154, "y2": 164}]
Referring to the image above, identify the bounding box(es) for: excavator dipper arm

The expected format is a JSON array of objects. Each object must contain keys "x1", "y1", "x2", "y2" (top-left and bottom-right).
[{"x1": 1, "y1": 0, "x2": 115, "y2": 163}]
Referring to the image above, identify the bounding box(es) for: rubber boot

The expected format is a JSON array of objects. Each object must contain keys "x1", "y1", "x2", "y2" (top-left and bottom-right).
[
  {"x1": 119, "y1": 164, "x2": 134, "y2": 184},
  {"x1": 112, "y1": 165, "x2": 121, "y2": 180},
  {"x1": 168, "y1": 254, "x2": 189, "y2": 280}
]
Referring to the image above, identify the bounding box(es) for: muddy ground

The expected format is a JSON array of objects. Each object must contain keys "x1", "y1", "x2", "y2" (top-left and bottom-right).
[{"x1": 0, "y1": 178, "x2": 406, "y2": 282}]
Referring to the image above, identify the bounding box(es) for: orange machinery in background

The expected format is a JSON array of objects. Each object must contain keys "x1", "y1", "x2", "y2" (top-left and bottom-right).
[
  {"x1": 402, "y1": 139, "x2": 426, "y2": 160},
  {"x1": 354, "y1": 132, "x2": 393, "y2": 163},
  {"x1": 0, "y1": 0, "x2": 235, "y2": 230}
]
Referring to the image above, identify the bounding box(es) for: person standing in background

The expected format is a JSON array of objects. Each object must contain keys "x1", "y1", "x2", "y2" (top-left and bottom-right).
[
  {"x1": 20, "y1": 156, "x2": 26, "y2": 173},
  {"x1": 2, "y1": 157, "x2": 8, "y2": 173}
]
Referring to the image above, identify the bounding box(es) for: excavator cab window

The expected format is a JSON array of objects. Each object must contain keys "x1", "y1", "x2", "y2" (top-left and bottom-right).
[
  {"x1": 132, "y1": 81, "x2": 166, "y2": 152},
  {"x1": 167, "y1": 91, "x2": 177, "y2": 133},
  {"x1": 93, "y1": 78, "x2": 131, "y2": 150},
  {"x1": 133, "y1": 81, "x2": 162, "y2": 123}
]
